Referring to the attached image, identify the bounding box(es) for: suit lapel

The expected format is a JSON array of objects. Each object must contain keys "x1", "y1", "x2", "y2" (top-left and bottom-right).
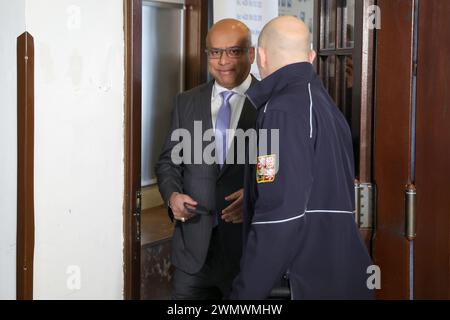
[
  {"x1": 198, "y1": 81, "x2": 214, "y2": 132},
  {"x1": 236, "y1": 97, "x2": 257, "y2": 131}
]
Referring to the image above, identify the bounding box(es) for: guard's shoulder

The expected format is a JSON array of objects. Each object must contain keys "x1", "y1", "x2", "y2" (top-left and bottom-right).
[{"x1": 265, "y1": 83, "x2": 311, "y2": 115}]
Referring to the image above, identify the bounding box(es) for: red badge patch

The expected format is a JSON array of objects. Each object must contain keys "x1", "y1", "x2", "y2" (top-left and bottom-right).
[{"x1": 256, "y1": 154, "x2": 276, "y2": 184}]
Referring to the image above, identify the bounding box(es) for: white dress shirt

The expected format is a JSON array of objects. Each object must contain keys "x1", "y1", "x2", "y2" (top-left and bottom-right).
[{"x1": 211, "y1": 74, "x2": 252, "y2": 151}]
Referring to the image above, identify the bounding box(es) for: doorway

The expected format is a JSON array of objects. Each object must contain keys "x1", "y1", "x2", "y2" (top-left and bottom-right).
[
  {"x1": 124, "y1": 0, "x2": 375, "y2": 300},
  {"x1": 123, "y1": 0, "x2": 210, "y2": 300},
  {"x1": 140, "y1": 0, "x2": 185, "y2": 300},
  {"x1": 124, "y1": 0, "x2": 377, "y2": 300}
]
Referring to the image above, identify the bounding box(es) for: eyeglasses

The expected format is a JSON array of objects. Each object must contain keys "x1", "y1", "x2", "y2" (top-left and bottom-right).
[{"x1": 205, "y1": 47, "x2": 250, "y2": 59}]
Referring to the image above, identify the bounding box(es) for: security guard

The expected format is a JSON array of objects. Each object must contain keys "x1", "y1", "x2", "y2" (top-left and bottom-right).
[{"x1": 230, "y1": 16, "x2": 373, "y2": 300}]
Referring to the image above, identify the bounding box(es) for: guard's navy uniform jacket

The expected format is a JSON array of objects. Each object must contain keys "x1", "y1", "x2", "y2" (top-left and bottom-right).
[{"x1": 230, "y1": 62, "x2": 374, "y2": 300}]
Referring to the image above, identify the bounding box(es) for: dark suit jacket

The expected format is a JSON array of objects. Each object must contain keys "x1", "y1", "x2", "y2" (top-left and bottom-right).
[{"x1": 155, "y1": 78, "x2": 257, "y2": 274}]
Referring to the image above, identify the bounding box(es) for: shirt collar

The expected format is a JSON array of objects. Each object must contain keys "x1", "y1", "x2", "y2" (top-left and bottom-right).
[{"x1": 212, "y1": 73, "x2": 252, "y2": 100}]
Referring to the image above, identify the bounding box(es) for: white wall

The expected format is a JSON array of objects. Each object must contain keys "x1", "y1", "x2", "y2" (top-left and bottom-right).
[
  {"x1": 25, "y1": 0, "x2": 125, "y2": 299},
  {"x1": 0, "y1": 0, "x2": 26, "y2": 300}
]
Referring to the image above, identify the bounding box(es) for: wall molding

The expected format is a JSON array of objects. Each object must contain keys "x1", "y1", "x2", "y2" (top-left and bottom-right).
[{"x1": 16, "y1": 31, "x2": 35, "y2": 300}]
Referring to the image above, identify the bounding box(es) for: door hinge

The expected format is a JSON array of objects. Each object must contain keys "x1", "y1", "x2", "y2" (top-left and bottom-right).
[
  {"x1": 355, "y1": 181, "x2": 375, "y2": 229},
  {"x1": 405, "y1": 184, "x2": 416, "y2": 241},
  {"x1": 134, "y1": 189, "x2": 141, "y2": 242}
]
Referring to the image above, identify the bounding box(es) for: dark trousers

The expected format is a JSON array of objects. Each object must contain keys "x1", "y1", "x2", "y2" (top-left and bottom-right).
[{"x1": 172, "y1": 228, "x2": 240, "y2": 300}]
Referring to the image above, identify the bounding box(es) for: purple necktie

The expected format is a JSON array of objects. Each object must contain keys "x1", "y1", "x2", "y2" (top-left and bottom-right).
[{"x1": 215, "y1": 91, "x2": 235, "y2": 168}]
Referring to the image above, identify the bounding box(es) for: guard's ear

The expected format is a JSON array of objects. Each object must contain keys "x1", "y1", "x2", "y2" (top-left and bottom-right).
[
  {"x1": 308, "y1": 49, "x2": 317, "y2": 64},
  {"x1": 257, "y1": 46, "x2": 268, "y2": 79}
]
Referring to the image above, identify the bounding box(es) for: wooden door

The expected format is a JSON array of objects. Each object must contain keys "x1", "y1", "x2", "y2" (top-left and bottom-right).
[
  {"x1": 373, "y1": 0, "x2": 450, "y2": 299},
  {"x1": 372, "y1": 0, "x2": 415, "y2": 299},
  {"x1": 414, "y1": 0, "x2": 450, "y2": 299}
]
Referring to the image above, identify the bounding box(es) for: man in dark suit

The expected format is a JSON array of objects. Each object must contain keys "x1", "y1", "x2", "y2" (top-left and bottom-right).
[{"x1": 155, "y1": 19, "x2": 257, "y2": 300}]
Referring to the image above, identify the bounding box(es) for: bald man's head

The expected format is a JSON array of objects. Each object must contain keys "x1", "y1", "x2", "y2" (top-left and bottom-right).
[
  {"x1": 205, "y1": 19, "x2": 255, "y2": 89},
  {"x1": 206, "y1": 19, "x2": 252, "y2": 48},
  {"x1": 257, "y1": 16, "x2": 315, "y2": 79}
]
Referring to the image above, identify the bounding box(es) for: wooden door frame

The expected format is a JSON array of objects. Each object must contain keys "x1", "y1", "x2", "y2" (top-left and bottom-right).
[
  {"x1": 357, "y1": 0, "x2": 377, "y2": 250},
  {"x1": 358, "y1": 0, "x2": 376, "y2": 184},
  {"x1": 123, "y1": 0, "x2": 209, "y2": 299},
  {"x1": 185, "y1": 0, "x2": 209, "y2": 90},
  {"x1": 124, "y1": 0, "x2": 142, "y2": 300}
]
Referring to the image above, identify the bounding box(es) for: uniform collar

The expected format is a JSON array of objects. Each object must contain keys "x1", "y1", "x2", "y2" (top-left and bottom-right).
[
  {"x1": 246, "y1": 62, "x2": 315, "y2": 110},
  {"x1": 212, "y1": 73, "x2": 253, "y2": 99}
]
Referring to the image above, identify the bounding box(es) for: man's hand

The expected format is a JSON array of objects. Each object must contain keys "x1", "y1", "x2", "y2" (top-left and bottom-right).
[
  {"x1": 169, "y1": 192, "x2": 197, "y2": 222},
  {"x1": 221, "y1": 189, "x2": 244, "y2": 224}
]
